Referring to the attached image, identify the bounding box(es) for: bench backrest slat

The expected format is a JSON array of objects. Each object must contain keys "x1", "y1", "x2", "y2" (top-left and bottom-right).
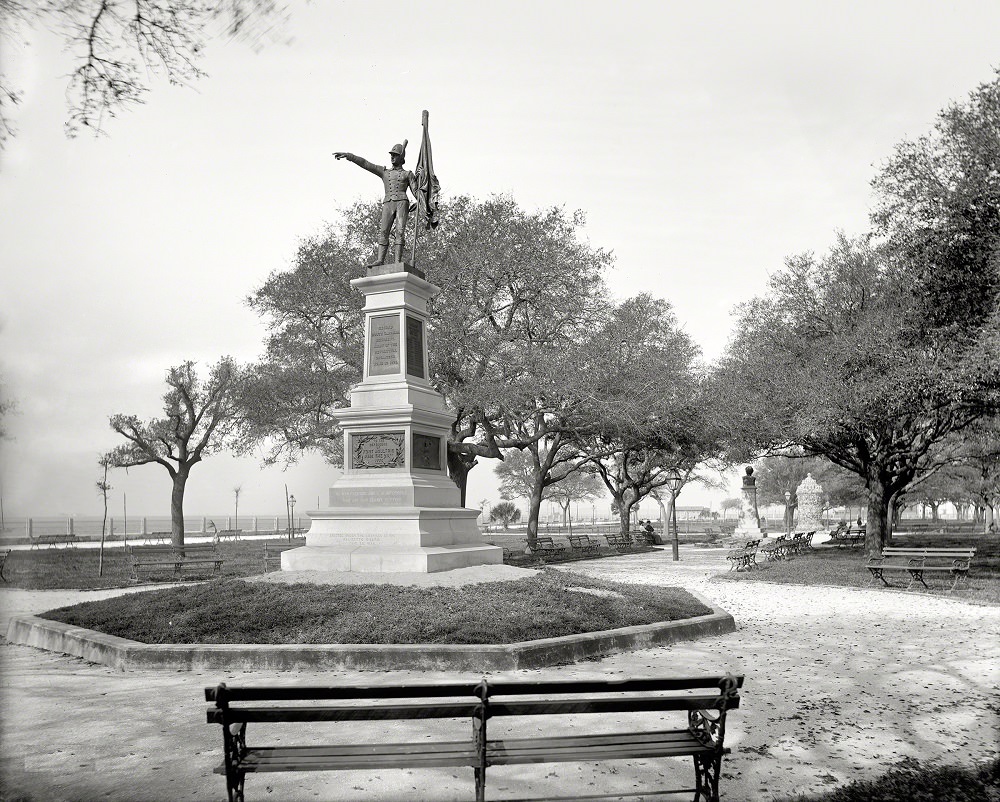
[
  {"x1": 880, "y1": 548, "x2": 975, "y2": 557},
  {"x1": 489, "y1": 694, "x2": 740, "y2": 717},
  {"x1": 207, "y1": 675, "x2": 743, "y2": 704},
  {"x1": 208, "y1": 701, "x2": 482, "y2": 724}
]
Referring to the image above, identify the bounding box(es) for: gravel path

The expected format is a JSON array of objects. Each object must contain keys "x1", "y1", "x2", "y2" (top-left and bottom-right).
[{"x1": 1, "y1": 547, "x2": 997, "y2": 801}]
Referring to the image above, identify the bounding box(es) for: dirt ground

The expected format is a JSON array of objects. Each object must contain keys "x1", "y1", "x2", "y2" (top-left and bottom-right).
[{"x1": 1, "y1": 548, "x2": 998, "y2": 802}]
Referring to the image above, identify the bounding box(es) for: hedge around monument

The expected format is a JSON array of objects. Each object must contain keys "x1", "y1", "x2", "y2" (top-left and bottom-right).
[{"x1": 39, "y1": 569, "x2": 713, "y2": 645}]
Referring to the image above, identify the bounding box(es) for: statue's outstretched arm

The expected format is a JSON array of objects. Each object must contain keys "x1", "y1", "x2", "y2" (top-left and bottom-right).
[{"x1": 333, "y1": 152, "x2": 382, "y2": 177}]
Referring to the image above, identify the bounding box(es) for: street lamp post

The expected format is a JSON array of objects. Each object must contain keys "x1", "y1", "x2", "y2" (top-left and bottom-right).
[
  {"x1": 784, "y1": 491, "x2": 792, "y2": 536},
  {"x1": 288, "y1": 494, "x2": 296, "y2": 541},
  {"x1": 665, "y1": 470, "x2": 683, "y2": 562}
]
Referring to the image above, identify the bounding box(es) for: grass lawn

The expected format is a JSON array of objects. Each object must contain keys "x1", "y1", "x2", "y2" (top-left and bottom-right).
[
  {"x1": 0, "y1": 537, "x2": 306, "y2": 590},
  {"x1": 0, "y1": 536, "x2": 665, "y2": 590},
  {"x1": 718, "y1": 535, "x2": 1000, "y2": 605},
  {"x1": 38, "y1": 569, "x2": 713, "y2": 644},
  {"x1": 776, "y1": 756, "x2": 1000, "y2": 801}
]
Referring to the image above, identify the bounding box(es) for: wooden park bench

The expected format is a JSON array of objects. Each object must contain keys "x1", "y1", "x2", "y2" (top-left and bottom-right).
[
  {"x1": 867, "y1": 546, "x2": 976, "y2": 593},
  {"x1": 726, "y1": 539, "x2": 760, "y2": 572},
  {"x1": 213, "y1": 529, "x2": 242, "y2": 543},
  {"x1": 789, "y1": 530, "x2": 815, "y2": 555},
  {"x1": 605, "y1": 532, "x2": 633, "y2": 552},
  {"x1": 28, "y1": 533, "x2": 81, "y2": 549},
  {"x1": 141, "y1": 531, "x2": 172, "y2": 545},
  {"x1": 529, "y1": 535, "x2": 566, "y2": 556},
  {"x1": 205, "y1": 673, "x2": 744, "y2": 802},
  {"x1": 261, "y1": 541, "x2": 301, "y2": 572},
  {"x1": 567, "y1": 533, "x2": 601, "y2": 555},
  {"x1": 127, "y1": 544, "x2": 224, "y2": 582},
  {"x1": 0, "y1": 548, "x2": 10, "y2": 581},
  {"x1": 759, "y1": 534, "x2": 791, "y2": 562},
  {"x1": 829, "y1": 526, "x2": 865, "y2": 548}
]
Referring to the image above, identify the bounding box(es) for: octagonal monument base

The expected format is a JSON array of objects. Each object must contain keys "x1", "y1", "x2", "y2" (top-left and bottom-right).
[{"x1": 282, "y1": 505, "x2": 501, "y2": 573}]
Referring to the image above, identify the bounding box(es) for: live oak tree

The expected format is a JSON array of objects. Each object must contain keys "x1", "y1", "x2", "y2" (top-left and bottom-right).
[
  {"x1": 106, "y1": 358, "x2": 242, "y2": 545},
  {"x1": 871, "y1": 68, "x2": 1000, "y2": 340},
  {"x1": 242, "y1": 195, "x2": 612, "y2": 505},
  {"x1": 567, "y1": 295, "x2": 723, "y2": 538},
  {"x1": 494, "y1": 443, "x2": 604, "y2": 541},
  {"x1": 717, "y1": 235, "x2": 999, "y2": 554}
]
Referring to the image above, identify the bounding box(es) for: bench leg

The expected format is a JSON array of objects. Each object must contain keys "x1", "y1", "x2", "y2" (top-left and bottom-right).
[
  {"x1": 693, "y1": 753, "x2": 722, "y2": 802},
  {"x1": 867, "y1": 567, "x2": 889, "y2": 587},
  {"x1": 906, "y1": 570, "x2": 927, "y2": 591}
]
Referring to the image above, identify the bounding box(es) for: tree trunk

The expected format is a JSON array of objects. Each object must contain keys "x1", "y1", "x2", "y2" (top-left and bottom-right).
[
  {"x1": 171, "y1": 469, "x2": 189, "y2": 547},
  {"x1": 865, "y1": 478, "x2": 892, "y2": 556},
  {"x1": 525, "y1": 483, "x2": 544, "y2": 549},
  {"x1": 618, "y1": 498, "x2": 632, "y2": 539},
  {"x1": 447, "y1": 448, "x2": 478, "y2": 507}
]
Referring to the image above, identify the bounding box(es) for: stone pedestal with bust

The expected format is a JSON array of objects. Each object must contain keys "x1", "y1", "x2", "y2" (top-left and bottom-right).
[
  {"x1": 281, "y1": 264, "x2": 502, "y2": 573},
  {"x1": 734, "y1": 466, "x2": 766, "y2": 539}
]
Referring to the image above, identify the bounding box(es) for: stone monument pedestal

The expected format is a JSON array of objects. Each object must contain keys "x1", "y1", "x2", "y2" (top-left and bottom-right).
[{"x1": 281, "y1": 263, "x2": 502, "y2": 573}]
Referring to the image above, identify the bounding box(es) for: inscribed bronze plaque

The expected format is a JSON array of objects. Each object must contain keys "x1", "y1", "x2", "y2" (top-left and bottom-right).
[
  {"x1": 352, "y1": 432, "x2": 405, "y2": 469},
  {"x1": 412, "y1": 433, "x2": 442, "y2": 470},
  {"x1": 368, "y1": 314, "x2": 400, "y2": 376},
  {"x1": 405, "y1": 316, "x2": 425, "y2": 378}
]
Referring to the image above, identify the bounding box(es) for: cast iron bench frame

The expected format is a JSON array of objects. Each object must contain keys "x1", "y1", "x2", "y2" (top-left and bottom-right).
[
  {"x1": 605, "y1": 531, "x2": 633, "y2": 552},
  {"x1": 205, "y1": 673, "x2": 743, "y2": 802},
  {"x1": 141, "y1": 531, "x2": 172, "y2": 545},
  {"x1": 214, "y1": 529, "x2": 243, "y2": 543},
  {"x1": 530, "y1": 535, "x2": 567, "y2": 556},
  {"x1": 567, "y1": 533, "x2": 601, "y2": 555},
  {"x1": 726, "y1": 539, "x2": 760, "y2": 571},
  {"x1": 28, "y1": 533, "x2": 80, "y2": 549},
  {"x1": 829, "y1": 527, "x2": 865, "y2": 548},
  {"x1": 759, "y1": 534, "x2": 791, "y2": 562},
  {"x1": 867, "y1": 546, "x2": 976, "y2": 592},
  {"x1": 788, "y1": 530, "x2": 815, "y2": 556},
  {"x1": 127, "y1": 544, "x2": 224, "y2": 582}
]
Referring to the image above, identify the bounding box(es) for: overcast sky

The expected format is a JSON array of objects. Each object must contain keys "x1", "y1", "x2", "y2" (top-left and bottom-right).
[{"x1": 1, "y1": 1, "x2": 998, "y2": 522}]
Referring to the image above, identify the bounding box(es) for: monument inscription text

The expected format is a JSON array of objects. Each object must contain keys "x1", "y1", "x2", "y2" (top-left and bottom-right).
[
  {"x1": 352, "y1": 431, "x2": 405, "y2": 469},
  {"x1": 368, "y1": 314, "x2": 400, "y2": 376}
]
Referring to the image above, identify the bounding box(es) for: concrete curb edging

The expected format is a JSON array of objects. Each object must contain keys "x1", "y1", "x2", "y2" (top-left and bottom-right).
[{"x1": 5, "y1": 591, "x2": 735, "y2": 672}]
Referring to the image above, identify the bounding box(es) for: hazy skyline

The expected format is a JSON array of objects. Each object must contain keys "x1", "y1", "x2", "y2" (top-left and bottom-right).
[{"x1": 2, "y1": 1, "x2": 998, "y2": 520}]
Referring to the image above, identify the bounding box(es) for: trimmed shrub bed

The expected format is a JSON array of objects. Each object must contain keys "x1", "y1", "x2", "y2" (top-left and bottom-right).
[{"x1": 39, "y1": 569, "x2": 713, "y2": 645}]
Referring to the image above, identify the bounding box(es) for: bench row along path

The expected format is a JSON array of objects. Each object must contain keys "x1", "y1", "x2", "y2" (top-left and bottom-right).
[{"x1": 1, "y1": 547, "x2": 998, "y2": 801}]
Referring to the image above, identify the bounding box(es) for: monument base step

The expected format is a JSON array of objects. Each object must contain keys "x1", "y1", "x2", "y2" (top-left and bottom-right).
[{"x1": 280, "y1": 543, "x2": 503, "y2": 574}]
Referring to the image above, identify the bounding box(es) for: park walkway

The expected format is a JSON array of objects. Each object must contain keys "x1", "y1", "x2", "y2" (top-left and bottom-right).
[{"x1": 1, "y1": 548, "x2": 998, "y2": 801}]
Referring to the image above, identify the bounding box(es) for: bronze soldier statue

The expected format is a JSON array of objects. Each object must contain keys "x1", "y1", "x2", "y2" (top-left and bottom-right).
[{"x1": 334, "y1": 142, "x2": 418, "y2": 267}]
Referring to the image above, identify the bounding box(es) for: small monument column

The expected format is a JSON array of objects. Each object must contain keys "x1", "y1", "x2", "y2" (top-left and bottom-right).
[
  {"x1": 734, "y1": 466, "x2": 765, "y2": 539},
  {"x1": 795, "y1": 473, "x2": 824, "y2": 533},
  {"x1": 281, "y1": 262, "x2": 502, "y2": 573}
]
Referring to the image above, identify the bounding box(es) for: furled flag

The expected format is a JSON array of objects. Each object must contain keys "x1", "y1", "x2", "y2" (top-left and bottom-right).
[{"x1": 415, "y1": 110, "x2": 441, "y2": 230}]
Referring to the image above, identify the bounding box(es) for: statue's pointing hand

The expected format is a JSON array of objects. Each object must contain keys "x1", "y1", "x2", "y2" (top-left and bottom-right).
[{"x1": 333, "y1": 152, "x2": 352, "y2": 160}]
